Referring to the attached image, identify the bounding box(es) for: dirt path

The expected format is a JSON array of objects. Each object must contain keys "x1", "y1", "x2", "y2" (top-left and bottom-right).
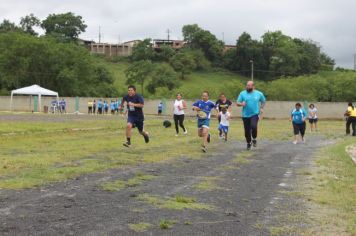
[{"x1": 0, "y1": 136, "x2": 329, "y2": 236}]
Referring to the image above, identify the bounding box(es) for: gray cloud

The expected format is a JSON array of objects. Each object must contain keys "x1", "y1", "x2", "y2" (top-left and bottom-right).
[{"x1": 1, "y1": 0, "x2": 355, "y2": 68}]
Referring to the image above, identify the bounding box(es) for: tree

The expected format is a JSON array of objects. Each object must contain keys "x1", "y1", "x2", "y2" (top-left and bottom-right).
[
  {"x1": 125, "y1": 60, "x2": 153, "y2": 95},
  {"x1": 41, "y1": 12, "x2": 87, "y2": 40},
  {"x1": 131, "y1": 38, "x2": 155, "y2": 61},
  {"x1": 0, "y1": 31, "x2": 115, "y2": 96},
  {"x1": 0, "y1": 20, "x2": 21, "y2": 33},
  {"x1": 154, "y1": 44, "x2": 176, "y2": 62},
  {"x1": 182, "y1": 24, "x2": 224, "y2": 63},
  {"x1": 20, "y1": 14, "x2": 41, "y2": 36},
  {"x1": 170, "y1": 52, "x2": 197, "y2": 79},
  {"x1": 147, "y1": 63, "x2": 180, "y2": 94}
]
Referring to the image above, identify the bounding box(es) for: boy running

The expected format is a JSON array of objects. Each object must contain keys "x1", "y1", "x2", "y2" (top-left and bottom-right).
[
  {"x1": 290, "y1": 103, "x2": 307, "y2": 144},
  {"x1": 120, "y1": 85, "x2": 150, "y2": 147},
  {"x1": 192, "y1": 91, "x2": 216, "y2": 153},
  {"x1": 218, "y1": 107, "x2": 231, "y2": 142},
  {"x1": 215, "y1": 93, "x2": 232, "y2": 139}
]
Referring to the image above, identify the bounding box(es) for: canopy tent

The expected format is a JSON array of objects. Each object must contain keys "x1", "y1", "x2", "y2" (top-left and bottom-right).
[{"x1": 10, "y1": 85, "x2": 59, "y2": 112}]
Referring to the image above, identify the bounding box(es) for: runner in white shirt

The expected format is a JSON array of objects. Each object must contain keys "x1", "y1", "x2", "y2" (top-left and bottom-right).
[
  {"x1": 173, "y1": 93, "x2": 187, "y2": 136},
  {"x1": 218, "y1": 108, "x2": 231, "y2": 142}
]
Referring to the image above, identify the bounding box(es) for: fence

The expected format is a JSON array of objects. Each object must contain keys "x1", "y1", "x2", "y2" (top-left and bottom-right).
[{"x1": 0, "y1": 96, "x2": 348, "y2": 119}]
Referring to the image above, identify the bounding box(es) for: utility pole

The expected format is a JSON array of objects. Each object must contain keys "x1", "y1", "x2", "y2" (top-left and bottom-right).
[
  {"x1": 250, "y1": 60, "x2": 254, "y2": 81},
  {"x1": 222, "y1": 32, "x2": 225, "y2": 43},
  {"x1": 354, "y1": 54, "x2": 356, "y2": 70},
  {"x1": 167, "y1": 29, "x2": 171, "y2": 41},
  {"x1": 99, "y1": 26, "x2": 102, "y2": 43}
]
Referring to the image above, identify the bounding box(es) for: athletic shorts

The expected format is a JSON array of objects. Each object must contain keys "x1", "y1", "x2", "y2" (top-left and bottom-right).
[
  {"x1": 128, "y1": 116, "x2": 144, "y2": 132},
  {"x1": 198, "y1": 119, "x2": 210, "y2": 129},
  {"x1": 308, "y1": 118, "x2": 318, "y2": 124},
  {"x1": 218, "y1": 124, "x2": 229, "y2": 133},
  {"x1": 293, "y1": 122, "x2": 306, "y2": 135}
]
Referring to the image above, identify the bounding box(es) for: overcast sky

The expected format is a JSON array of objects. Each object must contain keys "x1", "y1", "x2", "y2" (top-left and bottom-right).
[{"x1": 1, "y1": 0, "x2": 355, "y2": 68}]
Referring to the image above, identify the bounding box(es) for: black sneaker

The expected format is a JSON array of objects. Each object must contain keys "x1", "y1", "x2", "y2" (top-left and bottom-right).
[
  {"x1": 123, "y1": 142, "x2": 131, "y2": 148},
  {"x1": 143, "y1": 133, "x2": 150, "y2": 143},
  {"x1": 201, "y1": 145, "x2": 207, "y2": 153},
  {"x1": 252, "y1": 139, "x2": 257, "y2": 147},
  {"x1": 207, "y1": 133, "x2": 211, "y2": 143},
  {"x1": 247, "y1": 143, "x2": 252, "y2": 150}
]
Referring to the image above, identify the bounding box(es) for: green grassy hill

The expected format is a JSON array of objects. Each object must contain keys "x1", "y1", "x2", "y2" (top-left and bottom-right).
[
  {"x1": 101, "y1": 60, "x2": 248, "y2": 99},
  {"x1": 99, "y1": 58, "x2": 356, "y2": 102}
]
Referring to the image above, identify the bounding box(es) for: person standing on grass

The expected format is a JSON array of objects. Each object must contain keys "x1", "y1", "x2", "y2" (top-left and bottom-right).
[
  {"x1": 158, "y1": 101, "x2": 163, "y2": 115},
  {"x1": 192, "y1": 91, "x2": 216, "y2": 153},
  {"x1": 173, "y1": 93, "x2": 188, "y2": 136},
  {"x1": 345, "y1": 102, "x2": 356, "y2": 136},
  {"x1": 97, "y1": 99, "x2": 103, "y2": 114},
  {"x1": 308, "y1": 104, "x2": 318, "y2": 132},
  {"x1": 290, "y1": 103, "x2": 307, "y2": 144},
  {"x1": 120, "y1": 85, "x2": 150, "y2": 147},
  {"x1": 93, "y1": 100, "x2": 96, "y2": 115},
  {"x1": 215, "y1": 93, "x2": 232, "y2": 139},
  {"x1": 218, "y1": 107, "x2": 231, "y2": 142},
  {"x1": 88, "y1": 100, "x2": 93, "y2": 114},
  {"x1": 236, "y1": 81, "x2": 266, "y2": 150}
]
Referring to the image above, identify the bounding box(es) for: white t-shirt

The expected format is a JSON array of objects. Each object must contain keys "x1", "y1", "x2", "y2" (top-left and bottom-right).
[
  {"x1": 174, "y1": 99, "x2": 185, "y2": 115},
  {"x1": 219, "y1": 111, "x2": 230, "y2": 126},
  {"x1": 308, "y1": 107, "x2": 318, "y2": 119}
]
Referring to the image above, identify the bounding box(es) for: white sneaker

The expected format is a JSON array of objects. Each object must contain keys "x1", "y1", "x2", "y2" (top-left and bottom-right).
[
  {"x1": 293, "y1": 140, "x2": 298, "y2": 145},
  {"x1": 184, "y1": 129, "x2": 188, "y2": 135}
]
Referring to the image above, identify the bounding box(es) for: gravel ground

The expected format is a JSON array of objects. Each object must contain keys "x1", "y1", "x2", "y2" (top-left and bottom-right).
[{"x1": 0, "y1": 129, "x2": 329, "y2": 236}]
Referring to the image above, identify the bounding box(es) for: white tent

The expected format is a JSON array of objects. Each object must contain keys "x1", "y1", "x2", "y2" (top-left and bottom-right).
[{"x1": 10, "y1": 85, "x2": 59, "y2": 112}]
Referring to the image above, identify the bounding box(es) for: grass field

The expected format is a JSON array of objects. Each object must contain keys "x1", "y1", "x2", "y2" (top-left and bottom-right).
[
  {"x1": 0, "y1": 113, "x2": 346, "y2": 190},
  {"x1": 306, "y1": 138, "x2": 356, "y2": 235}
]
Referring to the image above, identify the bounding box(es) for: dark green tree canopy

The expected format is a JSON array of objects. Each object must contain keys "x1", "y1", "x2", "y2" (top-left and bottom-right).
[
  {"x1": 41, "y1": 12, "x2": 87, "y2": 40},
  {"x1": 20, "y1": 14, "x2": 41, "y2": 36}
]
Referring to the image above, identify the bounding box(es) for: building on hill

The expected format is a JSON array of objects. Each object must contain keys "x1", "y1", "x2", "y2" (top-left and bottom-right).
[
  {"x1": 223, "y1": 44, "x2": 237, "y2": 53},
  {"x1": 153, "y1": 39, "x2": 186, "y2": 50},
  {"x1": 87, "y1": 40, "x2": 141, "y2": 57}
]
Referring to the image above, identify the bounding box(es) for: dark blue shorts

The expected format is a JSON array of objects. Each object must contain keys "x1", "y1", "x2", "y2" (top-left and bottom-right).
[
  {"x1": 128, "y1": 116, "x2": 144, "y2": 132},
  {"x1": 198, "y1": 119, "x2": 210, "y2": 129}
]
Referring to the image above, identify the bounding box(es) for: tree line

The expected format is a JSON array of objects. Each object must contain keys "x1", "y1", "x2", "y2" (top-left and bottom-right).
[
  {"x1": 125, "y1": 24, "x2": 337, "y2": 96},
  {"x1": 0, "y1": 13, "x2": 116, "y2": 97}
]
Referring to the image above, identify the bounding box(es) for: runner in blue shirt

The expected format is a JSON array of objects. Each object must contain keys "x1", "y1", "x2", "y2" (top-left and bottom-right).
[
  {"x1": 192, "y1": 91, "x2": 216, "y2": 153},
  {"x1": 237, "y1": 81, "x2": 266, "y2": 150},
  {"x1": 290, "y1": 102, "x2": 307, "y2": 144},
  {"x1": 120, "y1": 85, "x2": 150, "y2": 148}
]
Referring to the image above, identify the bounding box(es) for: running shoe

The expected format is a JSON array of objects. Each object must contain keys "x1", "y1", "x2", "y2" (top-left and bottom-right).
[
  {"x1": 123, "y1": 142, "x2": 131, "y2": 148},
  {"x1": 201, "y1": 145, "x2": 207, "y2": 153},
  {"x1": 247, "y1": 143, "x2": 252, "y2": 150},
  {"x1": 252, "y1": 139, "x2": 257, "y2": 147},
  {"x1": 184, "y1": 129, "x2": 188, "y2": 135},
  {"x1": 293, "y1": 140, "x2": 298, "y2": 145},
  {"x1": 143, "y1": 133, "x2": 150, "y2": 143}
]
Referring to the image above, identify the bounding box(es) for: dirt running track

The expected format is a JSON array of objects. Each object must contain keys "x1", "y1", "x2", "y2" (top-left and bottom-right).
[{"x1": 0, "y1": 136, "x2": 329, "y2": 236}]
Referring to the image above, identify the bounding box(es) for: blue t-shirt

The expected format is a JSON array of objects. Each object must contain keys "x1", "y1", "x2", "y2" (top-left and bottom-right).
[
  {"x1": 110, "y1": 102, "x2": 115, "y2": 110},
  {"x1": 237, "y1": 90, "x2": 266, "y2": 118},
  {"x1": 291, "y1": 108, "x2": 307, "y2": 124},
  {"x1": 192, "y1": 100, "x2": 216, "y2": 120},
  {"x1": 97, "y1": 101, "x2": 103, "y2": 109}
]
